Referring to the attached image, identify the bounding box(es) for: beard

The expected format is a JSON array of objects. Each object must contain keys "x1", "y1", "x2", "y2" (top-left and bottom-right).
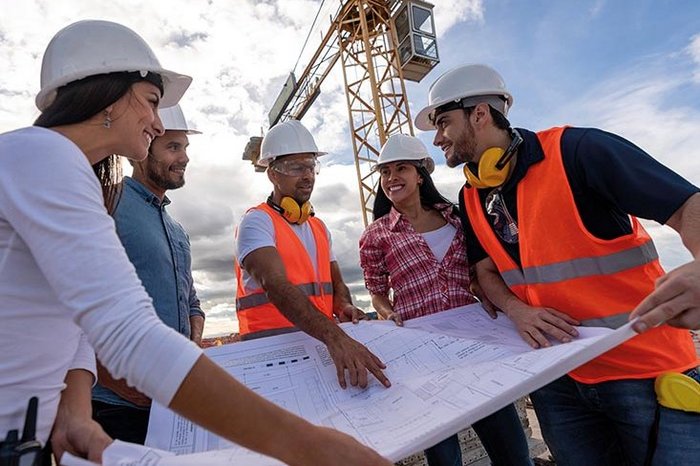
[
  {"x1": 447, "y1": 124, "x2": 477, "y2": 168},
  {"x1": 293, "y1": 190, "x2": 312, "y2": 204},
  {"x1": 147, "y1": 163, "x2": 185, "y2": 191}
]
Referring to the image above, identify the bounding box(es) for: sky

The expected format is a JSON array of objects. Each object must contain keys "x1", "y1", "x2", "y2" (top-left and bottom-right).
[{"x1": 1, "y1": 0, "x2": 699, "y2": 337}]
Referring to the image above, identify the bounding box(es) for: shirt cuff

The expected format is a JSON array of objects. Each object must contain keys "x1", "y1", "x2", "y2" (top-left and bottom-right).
[{"x1": 69, "y1": 332, "x2": 97, "y2": 385}]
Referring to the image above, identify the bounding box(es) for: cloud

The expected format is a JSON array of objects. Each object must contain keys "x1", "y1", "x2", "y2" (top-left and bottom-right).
[
  {"x1": 432, "y1": 0, "x2": 484, "y2": 34},
  {"x1": 2, "y1": 1, "x2": 699, "y2": 338},
  {"x1": 556, "y1": 52, "x2": 700, "y2": 184},
  {"x1": 166, "y1": 30, "x2": 208, "y2": 49},
  {"x1": 688, "y1": 33, "x2": 700, "y2": 83}
]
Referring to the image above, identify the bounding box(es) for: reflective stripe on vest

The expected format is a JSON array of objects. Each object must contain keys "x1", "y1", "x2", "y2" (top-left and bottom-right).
[
  {"x1": 463, "y1": 126, "x2": 697, "y2": 383},
  {"x1": 237, "y1": 281, "x2": 334, "y2": 310},
  {"x1": 234, "y1": 203, "x2": 334, "y2": 337},
  {"x1": 500, "y1": 241, "x2": 658, "y2": 287},
  {"x1": 579, "y1": 312, "x2": 631, "y2": 329}
]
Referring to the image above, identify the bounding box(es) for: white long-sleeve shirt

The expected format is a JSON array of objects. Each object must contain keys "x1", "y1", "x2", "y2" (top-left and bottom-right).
[{"x1": 0, "y1": 127, "x2": 202, "y2": 443}]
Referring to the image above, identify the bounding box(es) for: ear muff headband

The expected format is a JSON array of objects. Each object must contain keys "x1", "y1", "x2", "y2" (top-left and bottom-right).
[
  {"x1": 267, "y1": 195, "x2": 314, "y2": 225},
  {"x1": 464, "y1": 129, "x2": 523, "y2": 189}
]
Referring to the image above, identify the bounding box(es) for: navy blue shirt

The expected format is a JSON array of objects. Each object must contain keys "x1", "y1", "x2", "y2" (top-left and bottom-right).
[
  {"x1": 458, "y1": 127, "x2": 699, "y2": 266},
  {"x1": 93, "y1": 176, "x2": 203, "y2": 408}
]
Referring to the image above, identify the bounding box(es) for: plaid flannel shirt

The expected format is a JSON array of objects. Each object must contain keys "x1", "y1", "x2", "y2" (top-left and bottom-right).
[{"x1": 359, "y1": 203, "x2": 476, "y2": 320}]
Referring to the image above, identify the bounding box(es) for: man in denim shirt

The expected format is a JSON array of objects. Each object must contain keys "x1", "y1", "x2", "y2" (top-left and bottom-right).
[{"x1": 92, "y1": 105, "x2": 205, "y2": 444}]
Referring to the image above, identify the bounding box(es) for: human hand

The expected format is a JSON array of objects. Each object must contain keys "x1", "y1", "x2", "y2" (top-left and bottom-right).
[
  {"x1": 294, "y1": 425, "x2": 392, "y2": 466},
  {"x1": 469, "y1": 276, "x2": 500, "y2": 319},
  {"x1": 326, "y1": 333, "x2": 390, "y2": 389},
  {"x1": 336, "y1": 303, "x2": 369, "y2": 324},
  {"x1": 505, "y1": 304, "x2": 580, "y2": 348},
  {"x1": 51, "y1": 414, "x2": 112, "y2": 464},
  {"x1": 385, "y1": 311, "x2": 403, "y2": 326},
  {"x1": 631, "y1": 259, "x2": 700, "y2": 332},
  {"x1": 189, "y1": 315, "x2": 205, "y2": 347}
]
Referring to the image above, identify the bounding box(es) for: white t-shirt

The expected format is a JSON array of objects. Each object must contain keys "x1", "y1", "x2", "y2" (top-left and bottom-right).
[
  {"x1": 0, "y1": 127, "x2": 202, "y2": 443},
  {"x1": 235, "y1": 207, "x2": 335, "y2": 293},
  {"x1": 421, "y1": 222, "x2": 457, "y2": 263}
]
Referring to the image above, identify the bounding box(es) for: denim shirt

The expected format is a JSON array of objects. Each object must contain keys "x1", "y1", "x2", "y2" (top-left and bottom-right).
[{"x1": 93, "y1": 176, "x2": 203, "y2": 408}]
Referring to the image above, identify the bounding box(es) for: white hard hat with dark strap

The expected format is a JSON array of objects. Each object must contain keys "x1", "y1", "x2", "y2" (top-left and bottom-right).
[
  {"x1": 376, "y1": 134, "x2": 435, "y2": 174},
  {"x1": 259, "y1": 120, "x2": 327, "y2": 167},
  {"x1": 36, "y1": 20, "x2": 191, "y2": 111},
  {"x1": 159, "y1": 104, "x2": 201, "y2": 134},
  {"x1": 414, "y1": 64, "x2": 513, "y2": 131}
]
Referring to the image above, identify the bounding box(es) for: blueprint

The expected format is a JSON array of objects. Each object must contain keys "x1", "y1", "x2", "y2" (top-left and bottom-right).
[{"x1": 93, "y1": 304, "x2": 636, "y2": 465}]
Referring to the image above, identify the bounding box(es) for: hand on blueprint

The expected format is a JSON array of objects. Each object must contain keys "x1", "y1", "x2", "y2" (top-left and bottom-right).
[
  {"x1": 52, "y1": 414, "x2": 112, "y2": 464},
  {"x1": 386, "y1": 311, "x2": 404, "y2": 326},
  {"x1": 631, "y1": 258, "x2": 700, "y2": 332},
  {"x1": 326, "y1": 333, "x2": 391, "y2": 389},
  {"x1": 335, "y1": 302, "x2": 369, "y2": 324},
  {"x1": 505, "y1": 304, "x2": 580, "y2": 348},
  {"x1": 305, "y1": 426, "x2": 392, "y2": 465}
]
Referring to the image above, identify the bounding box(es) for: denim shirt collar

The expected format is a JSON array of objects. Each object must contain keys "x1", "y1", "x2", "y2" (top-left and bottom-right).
[{"x1": 123, "y1": 176, "x2": 171, "y2": 208}]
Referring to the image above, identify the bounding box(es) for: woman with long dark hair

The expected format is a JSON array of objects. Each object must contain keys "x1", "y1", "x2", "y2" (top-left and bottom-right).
[
  {"x1": 359, "y1": 134, "x2": 532, "y2": 466},
  {"x1": 0, "y1": 20, "x2": 390, "y2": 466}
]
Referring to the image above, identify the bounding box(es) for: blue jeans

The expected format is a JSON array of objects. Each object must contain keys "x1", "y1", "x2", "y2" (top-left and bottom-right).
[
  {"x1": 425, "y1": 403, "x2": 533, "y2": 466},
  {"x1": 92, "y1": 400, "x2": 150, "y2": 445},
  {"x1": 530, "y1": 370, "x2": 700, "y2": 466}
]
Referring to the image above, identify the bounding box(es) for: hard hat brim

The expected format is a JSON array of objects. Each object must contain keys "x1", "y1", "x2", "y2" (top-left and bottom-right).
[
  {"x1": 35, "y1": 67, "x2": 192, "y2": 112},
  {"x1": 162, "y1": 128, "x2": 202, "y2": 135},
  {"x1": 414, "y1": 104, "x2": 438, "y2": 131},
  {"x1": 414, "y1": 93, "x2": 512, "y2": 132},
  {"x1": 158, "y1": 69, "x2": 192, "y2": 109},
  {"x1": 258, "y1": 150, "x2": 328, "y2": 167}
]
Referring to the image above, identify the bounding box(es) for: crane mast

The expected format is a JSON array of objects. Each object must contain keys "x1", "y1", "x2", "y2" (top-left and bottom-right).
[{"x1": 244, "y1": 0, "x2": 439, "y2": 226}]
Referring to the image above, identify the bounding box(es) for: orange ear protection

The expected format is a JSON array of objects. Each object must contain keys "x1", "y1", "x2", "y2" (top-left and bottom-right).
[
  {"x1": 464, "y1": 129, "x2": 523, "y2": 189},
  {"x1": 267, "y1": 195, "x2": 314, "y2": 225}
]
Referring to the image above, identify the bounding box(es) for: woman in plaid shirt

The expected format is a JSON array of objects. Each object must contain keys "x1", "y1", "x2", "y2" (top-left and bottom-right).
[{"x1": 359, "y1": 134, "x2": 532, "y2": 466}]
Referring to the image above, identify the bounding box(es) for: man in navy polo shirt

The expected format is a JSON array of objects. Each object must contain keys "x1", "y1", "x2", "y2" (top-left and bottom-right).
[{"x1": 416, "y1": 64, "x2": 700, "y2": 466}]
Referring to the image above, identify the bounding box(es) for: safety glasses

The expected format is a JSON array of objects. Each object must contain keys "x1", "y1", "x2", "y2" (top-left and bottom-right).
[
  {"x1": 271, "y1": 158, "x2": 320, "y2": 177},
  {"x1": 484, "y1": 188, "x2": 518, "y2": 244}
]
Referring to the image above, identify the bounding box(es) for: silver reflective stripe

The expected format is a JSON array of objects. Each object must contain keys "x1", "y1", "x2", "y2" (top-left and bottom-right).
[
  {"x1": 241, "y1": 327, "x2": 301, "y2": 341},
  {"x1": 501, "y1": 241, "x2": 658, "y2": 287},
  {"x1": 237, "y1": 282, "x2": 333, "y2": 310},
  {"x1": 580, "y1": 312, "x2": 631, "y2": 329}
]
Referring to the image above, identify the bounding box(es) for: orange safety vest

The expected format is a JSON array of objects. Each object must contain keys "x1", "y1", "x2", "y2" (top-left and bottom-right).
[
  {"x1": 464, "y1": 126, "x2": 698, "y2": 383},
  {"x1": 235, "y1": 203, "x2": 334, "y2": 339}
]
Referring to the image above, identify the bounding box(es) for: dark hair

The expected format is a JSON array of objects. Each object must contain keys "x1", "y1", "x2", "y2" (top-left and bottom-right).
[
  {"x1": 462, "y1": 105, "x2": 510, "y2": 130},
  {"x1": 372, "y1": 164, "x2": 455, "y2": 221},
  {"x1": 34, "y1": 72, "x2": 163, "y2": 214}
]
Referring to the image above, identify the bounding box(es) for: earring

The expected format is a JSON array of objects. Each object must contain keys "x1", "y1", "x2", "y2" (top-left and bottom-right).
[{"x1": 103, "y1": 112, "x2": 112, "y2": 129}]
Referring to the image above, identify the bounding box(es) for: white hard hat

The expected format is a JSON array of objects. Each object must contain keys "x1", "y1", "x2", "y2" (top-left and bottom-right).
[
  {"x1": 414, "y1": 64, "x2": 513, "y2": 131},
  {"x1": 159, "y1": 104, "x2": 201, "y2": 134},
  {"x1": 376, "y1": 134, "x2": 435, "y2": 173},
  {"x1": 36, "y1": 20, "x2": 192, "y2": 111},
  {"x1": 259, "y1": 120, "x2": 327, "y2": 167}
]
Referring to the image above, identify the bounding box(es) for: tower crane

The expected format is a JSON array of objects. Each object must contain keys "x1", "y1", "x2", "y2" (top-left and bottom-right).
[{"x1": 243, "y1": 0, "x2": 439, "y2": 226}]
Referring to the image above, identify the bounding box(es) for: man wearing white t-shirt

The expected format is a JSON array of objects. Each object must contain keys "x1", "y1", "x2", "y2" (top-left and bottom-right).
[{"x1": 235, "y1": 120, "x2": 390, "y2": 390}]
